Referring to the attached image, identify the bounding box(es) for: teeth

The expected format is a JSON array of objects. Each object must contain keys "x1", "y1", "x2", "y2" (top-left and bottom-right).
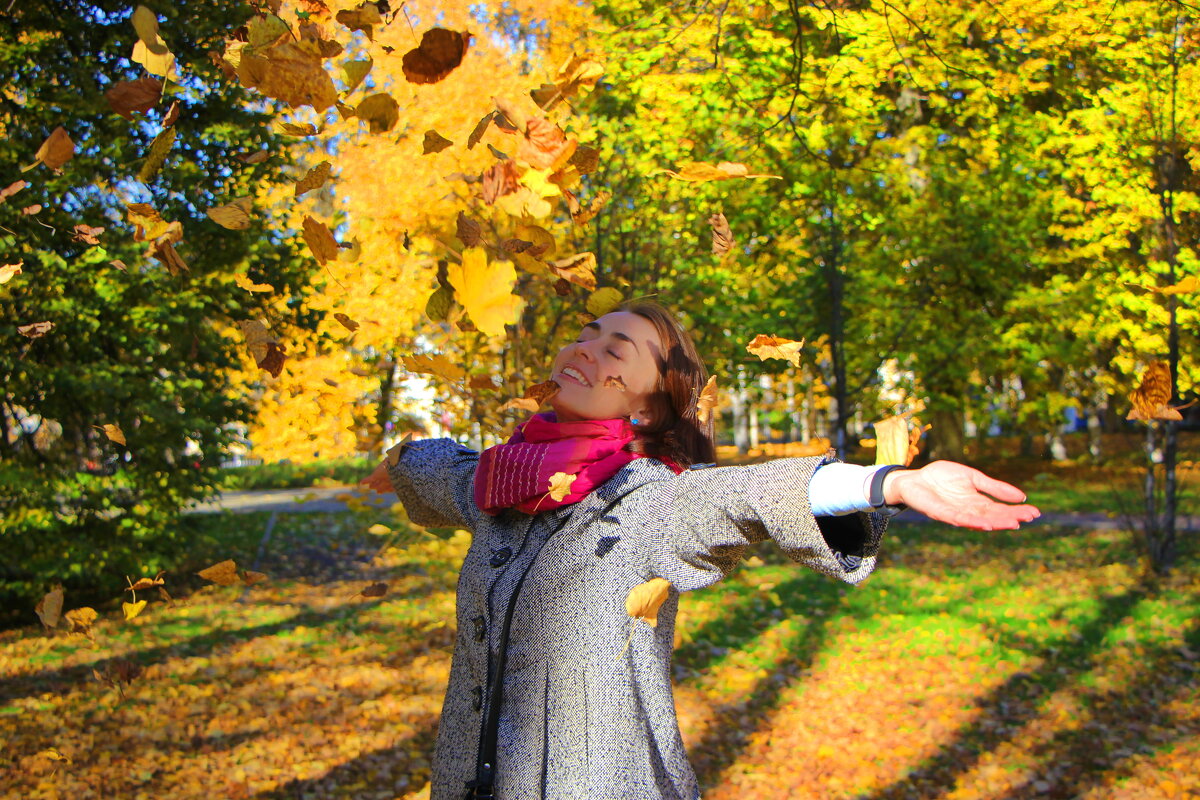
[{"x1": 563, "y1": 366, "x2": 590, "y2": 386}]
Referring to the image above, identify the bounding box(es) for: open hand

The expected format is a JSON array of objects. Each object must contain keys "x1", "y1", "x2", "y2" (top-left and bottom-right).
[
  {"x1": 359, "y1": 460, "x2": 393, "y2": 494},
  {"x1": 884, "y1": 461, "x2": 1040, "y2": 530}
]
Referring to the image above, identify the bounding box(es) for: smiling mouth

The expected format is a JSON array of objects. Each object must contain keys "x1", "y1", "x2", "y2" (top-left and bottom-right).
[{"x1": 560, "y1": 366, "x2": 592, "y2": 387}]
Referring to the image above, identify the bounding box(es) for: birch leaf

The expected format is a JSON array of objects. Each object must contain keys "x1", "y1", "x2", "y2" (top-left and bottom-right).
[{"x1": 547, "y1": 472, "x2": 577, "y2": 501}]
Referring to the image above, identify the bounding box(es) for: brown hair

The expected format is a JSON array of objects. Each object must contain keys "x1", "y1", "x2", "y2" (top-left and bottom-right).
[{"x1": 622, "y1": 301, "x2": 717, "y2": 468}]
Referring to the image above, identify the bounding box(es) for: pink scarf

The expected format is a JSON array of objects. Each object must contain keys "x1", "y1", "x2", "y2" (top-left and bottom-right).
[{"x1": 474, "y1": 413, "x2": 644, "y2": 515}]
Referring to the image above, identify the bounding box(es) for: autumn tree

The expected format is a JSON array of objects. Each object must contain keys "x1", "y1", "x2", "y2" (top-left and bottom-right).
[{"x1": 0, "y1": 0, "x2": 318, "y2": 616}]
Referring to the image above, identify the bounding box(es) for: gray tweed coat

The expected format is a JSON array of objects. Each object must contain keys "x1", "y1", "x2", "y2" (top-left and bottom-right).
[{"x1": 386, "y1": 438, "x2": 888, "y2": 800}]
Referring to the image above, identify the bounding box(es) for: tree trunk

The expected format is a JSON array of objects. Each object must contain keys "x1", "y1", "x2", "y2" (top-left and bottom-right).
[
  {"x1": 733, "y1": 366, "x2": 750, "y2": 455},
  {"x1": 927, "y1": 404, "x2": 966, "y2": 462}
]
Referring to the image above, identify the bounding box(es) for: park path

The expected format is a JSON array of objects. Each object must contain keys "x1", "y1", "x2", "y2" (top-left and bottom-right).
[{"x1": 187, "y1": 487, "x2": 1200, "y2": 530}]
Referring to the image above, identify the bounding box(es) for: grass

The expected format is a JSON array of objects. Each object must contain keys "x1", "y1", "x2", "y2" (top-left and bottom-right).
[{"x1": 2, "y1": 504, "x2": 1198, "y2": 799}]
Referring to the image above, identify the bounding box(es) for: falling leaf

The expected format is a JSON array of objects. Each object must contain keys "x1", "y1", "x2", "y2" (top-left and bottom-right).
[
  {"x1": 239, "y1": 150, "x2": 270, "y2": 164},
  {"x1": 746, "y1": 334, "x2": 805, "y2": 368},
  {"x1": 334, "y1": 312, "x2": 359, "y2": 331},
  {"x1": 1127, "y1": 360, "x2": 1182, "y2": 421},
  {"x1": 72, "y1": 224, "x2": 105, "y2": 245},
  {"x1": 96, "y1": 423, "x2": 126, "y2": 446},
  {"x1": 237, "y1": 320, "x2": 287, "y2": 377},
  {"x1": 237, "y1": 39, "x2": 337, "y2": 111},
  {"x1": 137, "y1": 126, "x2": 176, "y2": 181},
  {"x1": 359, "y1": 582, "x2": 388, "y2": 598},
  {"x1": 131, "y1": 5, "x2": 176, "y2": 79},
  {"x1": 126, "y1": 202, "x2": 172, "y2": 241},
  {"x1": 207, "y1": 197, "x2": 254, "y2": 230},
  {"x1": 548, "y1": 252, "x2": 597, "y2": 291},
  {"x1": 547, "y1": 472, "x2": 577, "y2": 501},
  {"x1": 695, "y1": 375, "x2": 718, "y2": 425},
  {"x1": 625, "y1": 577, "x2": 671, "y2": 627},
  {"x1": 873, "y1": 415, "x2": 914, "y2": 466},
  {"x1": 384, "y1": 432, "x2": 413, "y2": 467},
  {"x1": 470, "y1": 374, "x2": 498, "y2": 389},
  {"x1": 519, "y1": 117, "x2": 577, "y2": 171},
  {"x1": 35, "y1": 586, "x2": 64, "y2": 629},
  {"x1": 127, "y1": 574, "x2": 165, "y2": 592},
  {"x1": 241, "y1": 569, "x2": 268, "y2": 585},
  {"x1": 570, "y1": 190, "x2": 610, "y2": 226},
  {"x1": 302, "y1": 215, "x2": 339, "y2": 265},
  {"x1": 604, "y1": 375, "x2": 627, "y2": 392},
  {"x1": 659, "y1": 161, "x2": 781, "y2": 182},
  {"x1": 0, "y1": 262, "x2": 22, "y2": 284},
  {"x1": 335, "y1": 1, "x2": 382, "y2": 38},
  {"x1": 467, "y1": 112, "x2": 494, "y2": 149},
  {"x1": 234, "y1": 273, "x2": 273, "y2": 292},
  {"x1": 161, "y1": 100, "x2": 180, "y2": 127},
  {"x1": 710, "y1": 212, "x2": 734, "y2": 256},
  {"x1": 402, "y1": 353, "x2": 466, "y2": 382},
  {"x1": 64, "y1": 607, "x2": 98, "y2": 636},
  {"x1": 105, "y1": 75, "x2": 162, "y2": 119},
  {"x1": 34, "y1": 126, "x2": 75, "y2": 171},
  {"x1": 355, "y1": 92, "x2": 398, "y2": 133},
  {"x1": 122, "y1": 600, "x2": 147, "y2": 621},
  {"x1": 447, "y1": 247, "x2": 524, "y2": 337},
  {"x1": 197, "y1": 559, "x2": 240, "y2": 586},
  {"x1": 481, "y1": 160, "x2": 520, "y2": 204},
  {"x1": 456, "y1": 211, "x2": 483, "y2": 247},
  {"x1": 586, "y1": 287, "x2": 624, "y2": 318},
  {"x1": 569, "y1": 146, "x2": 599, "y2": 175},
  {"x1": 1160, "y1": 276, "x2": 1199, "y2": 295},
  {"x1": 18, "y1": 321, "x2": 53, "y2": 338},
  {"x1": 278, "y1": 121, "x2": 319, "y2": 136},
  {"x1": 0, "y1": 180, "x2": 27, "y2": 202},
  {"x1": 502, "y1": 238, "x2": 534, "y2": 253},
  {"x1": 402, "y1": 28, "x2": 472, "y2": 84},
  {"x1": 342, "y1": 57, "x2": 372, "y2": 91},
  {"x1": 294, "y1": 160, "x2": 332, "y2": 196},
  {"x1": 423, "y1": 130, "x2": 453, "y2": 154},
  {"x1": 366, "y1": 523, "x2": 391, "y2": 535},
  {"x1": 425, "y1": 285, "x2": 452, "y2": 320},
  {"x1": 20, "y1": 204, "x2": 43, "y2": 215},
  {"x1": 38, "y1": 748, "x2": 72, "y2": 764},
  {"x1": 500, "y1": 379, "x2": 560, "y2": 412},
  {"x1": 530, "y1": 53, "x2": 604, "y2": 110}
]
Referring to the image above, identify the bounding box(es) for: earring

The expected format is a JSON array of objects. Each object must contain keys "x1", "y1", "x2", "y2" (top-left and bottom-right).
[{"x1": 630, "y1": 417, "x2": 640, "y2": 426}]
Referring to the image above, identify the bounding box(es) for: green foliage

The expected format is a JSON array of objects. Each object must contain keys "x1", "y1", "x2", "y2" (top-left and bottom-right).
[
  {"x1": 216, "y1": 457, "x2": 373, "y2": 491},
  {"x1": 0, "y1": 2, "x2": 319, "y2": 617}
]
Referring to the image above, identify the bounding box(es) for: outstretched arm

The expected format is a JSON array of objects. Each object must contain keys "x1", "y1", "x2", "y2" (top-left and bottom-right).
[{"x1": 882, "y1": 461, "x2": 1040, "y2": 530}]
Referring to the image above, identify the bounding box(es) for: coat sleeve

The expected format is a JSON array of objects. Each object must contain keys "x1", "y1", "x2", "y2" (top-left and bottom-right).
[
  {"x1": 384, "y1": 437, "x2": 486, "y2": 531},
  {"x1": 628, "y1": 457, "x2": 888, "y2": 592}
]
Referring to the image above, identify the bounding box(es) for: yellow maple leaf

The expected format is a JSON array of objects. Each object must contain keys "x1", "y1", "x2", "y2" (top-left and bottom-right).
[
  {"x1": 447, "y1": 247, "x2": 524, "y2": 338},
  {"x1": 547, "y1": 471, "x2": 577, "y2": 502},
  {"x1": 402, "y1": 353, "x2": 466, "y2": 382},
  {"x1": 746, "y1": 334, "x2": 805, "y2": 368}
]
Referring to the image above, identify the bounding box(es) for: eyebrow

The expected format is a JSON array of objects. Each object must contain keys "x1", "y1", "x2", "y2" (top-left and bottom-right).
[{"x1": 582, "y1": 321, "x2": 640, "y2": 353}]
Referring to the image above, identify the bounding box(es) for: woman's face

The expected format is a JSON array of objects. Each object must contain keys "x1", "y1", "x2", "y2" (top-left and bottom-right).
[{"x1": 548, "y1": 311, "x2": 664, "y2": 423}]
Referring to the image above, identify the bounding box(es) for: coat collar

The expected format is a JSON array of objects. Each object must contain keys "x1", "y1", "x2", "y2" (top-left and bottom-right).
[{"x1": 543, "y1": 456, "x2": 678, "y2": 526}]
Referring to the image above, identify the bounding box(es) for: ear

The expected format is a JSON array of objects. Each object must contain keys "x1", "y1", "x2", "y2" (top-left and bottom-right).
[{"x1": 630, "y1": 406, "x2": 653, "y2": 426}]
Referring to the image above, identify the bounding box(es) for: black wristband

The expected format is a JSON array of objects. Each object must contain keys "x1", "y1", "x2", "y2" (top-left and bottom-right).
[{"x1": 869, "y1": 465, "x2": 907, "y2": 509}]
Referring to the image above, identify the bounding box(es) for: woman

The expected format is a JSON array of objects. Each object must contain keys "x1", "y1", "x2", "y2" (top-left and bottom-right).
[{"x1": 361, "y1": 302, "x2": 1038, "y2": 799}]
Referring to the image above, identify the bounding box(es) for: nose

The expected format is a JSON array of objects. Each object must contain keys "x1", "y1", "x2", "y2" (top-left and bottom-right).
[{"x1": 573, "y1": 340, "x2": 597, "y2": 362}]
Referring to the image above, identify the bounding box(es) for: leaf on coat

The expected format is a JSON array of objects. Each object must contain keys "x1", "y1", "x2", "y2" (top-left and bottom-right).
[
  {"x1": 695, "y1": 375, "x2": 718, "y2": 425},
  {"x1": 746, "y1": 334, "x2": 804, "y2": 368},
  {"x1": 1127, "y1": 360, "x2": 1182, "y2": 421},
  {"x1": 547, "y1": 472, "x2": 577, "y2": 502},
  {"x1": 625, "y1": 577, "x2": 671, "y2": 627}
]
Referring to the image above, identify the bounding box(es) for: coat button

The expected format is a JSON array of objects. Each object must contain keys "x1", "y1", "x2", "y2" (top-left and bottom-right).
[
  {"x1": 473, "y1": 616, "x2": 486, "y2": 641},
  {"x1": 489, "y1": 547, "x2": 513, "y2": 567},
  {"x1": 472, "y1": 685, "x2": 483, "y2": 711}
]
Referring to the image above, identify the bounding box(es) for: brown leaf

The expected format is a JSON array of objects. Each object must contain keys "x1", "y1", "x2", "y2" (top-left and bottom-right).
[
  {"x1": 64, "y1": 607, "x2": 98, "y2": 636},
  {"x1": 96, "y1": 423, "x2": 126, "y2": 446},
  {"x1": 548, "y1": 252, "x2": 597, "y2": 291},
  {"x1": 35, "y1": 127, "x2": 75, "y2": 170},
  {"x1": 294, "y1": 160, "x2": 332, "y2": 197},
  {"x1": 359, "y1": 581, "x2": 388, "y2": 598},
  {"x1": 695, "y1": 375, "x2": 718, "y2": 425},
  {"x1": 746, "y1": 334, "x2": 804, "y2": 368},
  {"x1": 0, "y1": 180, "x2": 27, "y2": 202},
  {"x1": 469, "y1": 374, "x2": 498, "y2": 389},
  {"x1": 239, "y1": 150, "x2": 270, "y2": 164},
  {"x1": 105, "y1": 76, "x2": 162, "y2": 120},
  {"x1": 519, "y1": 117, "x2": 577, "y2": 171},
  {"x1": 237, "y1": 39, "x2": 337, "y2": 111},
  {"x1": 1127, "y1": 360, "x2": 1182, "y2": 421},
  {"x1": 423, "y1": 129, "x2": 453, "y2": 154},
  {"x1": 467, "y1": 112, "x2": 494, "y2": 149},
  {"x1": 709, "y1": 212, "x2": 734, "y2": 256},
  {"x1": 35, "y1": 586, "x2": 64, "y2": 629},
  {"x1": 569, "y1": 146, "x2": 599, "y2": 175},
  {"x1": 335, "y1": 1, "x2": 382, "y2": 38},
  {"x1": 481, "y1": 160, "x2": 519, "y2": 205},
  {"x1": 241, "y1": 569, "x2": 268, "y2": 585},
  {"x1": 553, "y1": 277, "x2": 572, "y2": 296},
  {"x1": 302, "y1": 215, "x2": 338, "y2": 265},
  {"x1": 18, "y1": 321, "x2": 53, "y2": 339},
  {"x1": 197, "y1": 559, "x2": 240, "y2": 586},
  {"x1": 604, "y1": 375, "x2": 627, "y2": 392},
  {"x1": 500, "y1": 379, "x2": 560, "y2": 412},
  {"x1": 572, "y1": 190, "x2": 610, "y2": 226},
  {"x1": 454, "y1": 212, "x2": 484, "y2": 248},
  {"x1": 21, "y1": 204, "x2": 42, "y2": 215},
  {"x1": 161, "y1": 100, "x2": 180, "y2": 127},
  {"x1": 334, "y1": 312, "x2": 359, "y2": 331},
  {"x1": 237, "y1": 320, "x2": 287, "y2": 377},
  {"x1": 625, "y1": 577, "x2": 671, "y2": 627},
  {"x1": 355, "y1": 93, "x2": 398, "y2": 133},
  {"x1": 502, "y1": 238, "x2": 534, "y2": 253},
  {"x1": 402, "y1": 28, "x2": 471, "y2": 85},
  {"x1": 127, "y1": 574, "x2": 165, "y2": 592},
  {"x1": 72, "y1": 224, "x2": 105, "y2": 246}
]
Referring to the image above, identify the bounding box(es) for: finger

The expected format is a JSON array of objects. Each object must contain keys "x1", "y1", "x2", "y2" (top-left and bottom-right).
[{"x1": 970, "y1": 472, "x2": 1028, "y2": 503}]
